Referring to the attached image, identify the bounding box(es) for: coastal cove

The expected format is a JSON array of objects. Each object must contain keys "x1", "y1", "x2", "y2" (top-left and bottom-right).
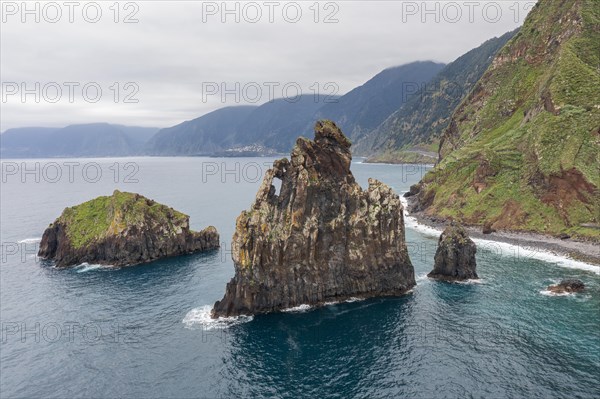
[{"x1": 1, "y1": 157, "x2": 599, "y2": 398}]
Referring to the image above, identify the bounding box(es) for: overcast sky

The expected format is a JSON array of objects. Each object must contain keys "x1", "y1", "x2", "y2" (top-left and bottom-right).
[{"x1": 0, "y1": 0, "x2": 535, "y2": 132}]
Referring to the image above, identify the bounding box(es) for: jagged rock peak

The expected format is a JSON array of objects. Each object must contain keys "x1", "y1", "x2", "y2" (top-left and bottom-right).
[{"x1": 212, "y1": 120, "x2": 415, "y2": 318}]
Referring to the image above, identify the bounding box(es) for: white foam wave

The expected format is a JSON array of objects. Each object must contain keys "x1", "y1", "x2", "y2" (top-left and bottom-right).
[
  {"x1": 345, "y1": 297, "x2": 362, "y2": 303},
  {"x1": 539, "y1": 289, "x2": 573, "y2": 297},
  {"x1": 18, "y1": 237, "x2": 41, "y2": 244},
  {"x1": 416, "y1": 273, "x2": 430, "y2": 282},
  {"x1": 182, "y1": 305, "x2": 253, "y2": 330},
  {"x1": 455, "y1": 279, "x2": 484, "y2": 285},
  {"x1": 282, "y1": 304, "x2": 313, "y2": 313},
  {"x1": 400, "y1": 196, "x2": 600, "y2": 275},
  {"x1": 74, "y1": 263, "x2": 114, "y2": 273},
  {"x1": 474, "y1": 236, "x2": 600, "y2": 275}
]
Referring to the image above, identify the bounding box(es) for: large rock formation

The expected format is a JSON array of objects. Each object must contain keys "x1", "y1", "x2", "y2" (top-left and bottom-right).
[
  {"x1": 428, "y1": 223, "x2": 478, "y2": 281},
  {"x1": 212, "y1": 120, "x2": 415, "y2": 318},
  {"x1": 38, "y1": 190, "x2": 219, "y2": 268}
]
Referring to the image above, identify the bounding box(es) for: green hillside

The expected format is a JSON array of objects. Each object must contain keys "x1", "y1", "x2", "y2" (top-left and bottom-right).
[{"x1": 413, "y1": 0, "x2": 600, "y2": 240}]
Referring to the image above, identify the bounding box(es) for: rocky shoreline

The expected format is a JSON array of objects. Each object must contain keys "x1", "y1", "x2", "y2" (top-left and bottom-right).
[{"x1": 405, "y1": 197, "x2": 600, "y2": 267}]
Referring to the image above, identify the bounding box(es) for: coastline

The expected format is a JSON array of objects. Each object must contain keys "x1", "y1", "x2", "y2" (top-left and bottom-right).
[{"x1": 401, "y1": 196, "x2": 600, "y2": 271}]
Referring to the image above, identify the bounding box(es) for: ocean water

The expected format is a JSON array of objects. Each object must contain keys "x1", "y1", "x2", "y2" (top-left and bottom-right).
[{"x1": 1, "y1": 157, "x2": 599, "y2": 399}]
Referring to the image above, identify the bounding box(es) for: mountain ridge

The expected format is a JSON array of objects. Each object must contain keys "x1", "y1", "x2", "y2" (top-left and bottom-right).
[
  {"x1": 357, "y1": 29, "x2": 519, "y2": 162},
  {"x1": 410, "y1": 0, "x2": 600, "y2": 240}
]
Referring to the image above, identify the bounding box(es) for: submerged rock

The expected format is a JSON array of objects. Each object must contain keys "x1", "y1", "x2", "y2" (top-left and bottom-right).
[
  {"x1": 547, "y1": 279, "x2": 585, "y2": 293},
  {"x1": 428, "y1": 223, "x2": 478, "y2": 281},
  {"x1": 38, "y1": 190, "x2": 219, "y2": 268},
  {"x1": 212, "y1": 120, "x2": 415, "y2": 317}
]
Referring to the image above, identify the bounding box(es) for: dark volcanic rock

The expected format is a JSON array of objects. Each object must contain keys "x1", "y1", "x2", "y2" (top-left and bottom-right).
[
  {"x1": 404, "y1": 183, "x2": 421, "y2": 198},
  {"x1": 482, "y1": 222, "x2": 496, "y2": 234},
  {"x1": 212, "y1": 120, "x2": 415, "y2": 318},
  {"x1": 547, "y1": 279, "x2": 585, "y2": 293},
  {"x1": 428, "y1": 223, "x2": 478, "y2": 281},
  {"x1": 38, "y1": 190, "x2": 219, "y2": 268}
]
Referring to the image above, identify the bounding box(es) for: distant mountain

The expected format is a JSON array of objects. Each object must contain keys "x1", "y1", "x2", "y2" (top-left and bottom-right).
[
  {"x1": 145, "y1": 95, "x2": 336, "y2": 155},
  {"x1": 315, "y1": 61, "x2": 446, "y2": 143},
  {"x1": 0, "y1": 123, "x2": 159, "y2": 158},
  {"x1": 240, "y1": 95, "x2": 336, "y2": 150},
  {"x1": 146, "y1": 63, "x2": 445, "y2": 156},
  {"x1": 0, "y1": 127, "x2": 59, "y2": 158},
  {"x1": 411, "y1": 0, "x2": 600, "y2": 240},
  {"x1": 358, "y1": 29, "x2": 519, "y2": 161},
  {"x1": 144, "y1": 106, "x2": 257, "y2": 156}
]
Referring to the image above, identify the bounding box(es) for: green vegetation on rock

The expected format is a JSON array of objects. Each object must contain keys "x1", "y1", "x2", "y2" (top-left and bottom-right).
[
  {"x1": 58, "y1": 190, "x2": 188, "y2": 249},
  {"x1": 416, "y1": 0, "x2": 600, "y2": 240},
  {"x1": 39, "y1": 190, "x2": 220, "y2": 268}
]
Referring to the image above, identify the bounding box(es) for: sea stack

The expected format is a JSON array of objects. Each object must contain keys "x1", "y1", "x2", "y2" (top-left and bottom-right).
[
  {"x1": 212, "y1": 120, "x2": 415, "y2": 318},
  {"x1": 428, "y1": 223, "x2": 478, "y2": 281},
  {"x1": 38, "y1": 190, "x2": 219, "y2": 268}
]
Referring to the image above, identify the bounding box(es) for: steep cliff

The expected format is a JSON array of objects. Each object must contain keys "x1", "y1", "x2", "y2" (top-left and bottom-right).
[
  {"x1": 359, "y1": 29, "x2": 518, "y2": 162},
  {"x1": 38, "y1": 190, "x2": 219, "y2": 267},
  {"x1": 412, "y1": 0, "x2": 599, "y2": 240},
  {"x1": 212, "y1": 121, "x2": 415, "y2": 317}
]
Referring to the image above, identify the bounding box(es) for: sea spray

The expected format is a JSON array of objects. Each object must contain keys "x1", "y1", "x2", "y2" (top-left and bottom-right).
[{"x1": 400, "y1": 196, "x2": 600, "y2": 275}]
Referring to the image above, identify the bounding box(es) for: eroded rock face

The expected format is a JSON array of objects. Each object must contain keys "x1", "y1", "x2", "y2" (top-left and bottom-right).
[
  {"x1": 428, "y1": 223, "x2": 478, "y2": 281},
  {"x1": 38, "y1": 190, "x2": 219, "y2": 268},
  {"x1": 212, "y1": 120, "x2": 415, "y2": 317},
  {"x1": 547, "y1": 279, "x2": 585, "y2": 293}
]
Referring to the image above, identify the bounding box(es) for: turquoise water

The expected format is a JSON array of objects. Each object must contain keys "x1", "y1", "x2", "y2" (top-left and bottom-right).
[{"x1": 1, "y1": 158, "x2": 598, "y2": 398}]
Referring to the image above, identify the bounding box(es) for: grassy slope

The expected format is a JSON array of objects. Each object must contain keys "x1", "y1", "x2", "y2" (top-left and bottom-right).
[
  {"x1": 417, "y1": 0, "x2": 600, "y2": 240},
  {"x1": 58, "y1": 191, "x2": 188, "y2": 248}
]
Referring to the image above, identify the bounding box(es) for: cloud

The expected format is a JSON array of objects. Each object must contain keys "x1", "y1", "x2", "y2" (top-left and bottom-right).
[{"x1": 0, "y1": 0, "x2": 532, "y2": 131}]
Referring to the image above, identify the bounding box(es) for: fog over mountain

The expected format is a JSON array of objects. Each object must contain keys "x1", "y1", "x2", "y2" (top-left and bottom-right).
[
  {"x1": 2, "y1": 2, "x2": 526, "y2": 131},
  {"x1": 145, "y1": 61, "x2": 445, "y2": 155}
]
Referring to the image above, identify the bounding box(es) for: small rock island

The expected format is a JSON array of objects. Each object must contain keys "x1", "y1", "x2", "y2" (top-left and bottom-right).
[
  {"x1": 547, "y1": 279, "x2": 585, "y2": 294},
  {"x1": 212, "y1": 120, "x2": 415, "y2": 318},
  {"x1": 428, "y1": 223, "x2": 478, "y2": 281},
  {"x1": 38, "y1": 190, "x2": 219, "y2": 268}
]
